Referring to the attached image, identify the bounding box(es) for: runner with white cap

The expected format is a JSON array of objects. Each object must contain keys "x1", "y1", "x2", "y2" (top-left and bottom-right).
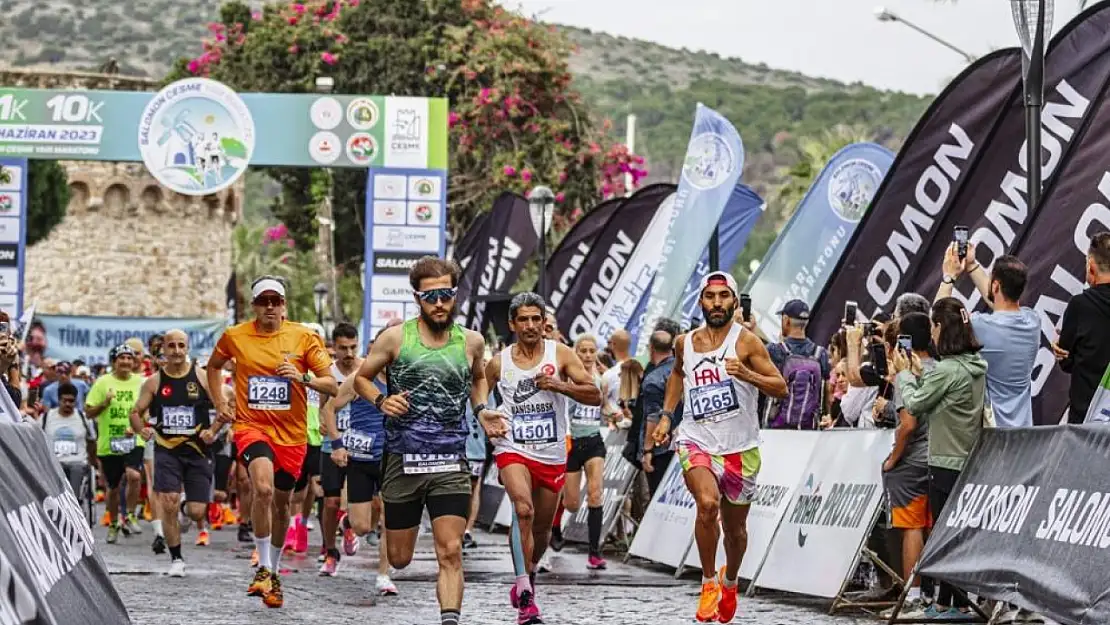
[{"x1": 652, "y1": 271, "x2": 787, "y2": 623}]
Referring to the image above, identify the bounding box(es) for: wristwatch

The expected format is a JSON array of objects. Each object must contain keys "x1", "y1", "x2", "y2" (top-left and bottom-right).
[
  {"x1": 942, "y1": 275, "x2": 956, "y2": 285},
  {"x1": 301, "y1": 371, "x2": 315, "y2": 384},
  {"x1": 474, "y1": 403, "x2": 487, "y2": 415},
  {"x1": 374, "y1": 393, "x2": 386, "y2": 409}
]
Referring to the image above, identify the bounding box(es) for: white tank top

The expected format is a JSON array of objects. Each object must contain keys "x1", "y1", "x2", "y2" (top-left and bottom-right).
[
  {"x1": 493, "y1": 340, "x2": 567, "y2": 465},
  {"x1": 332, "y1": 363, "x2": 352, "y2": 432},
  {"x1": 675, "y1": 323, "x2": 760, "y2": 455}
]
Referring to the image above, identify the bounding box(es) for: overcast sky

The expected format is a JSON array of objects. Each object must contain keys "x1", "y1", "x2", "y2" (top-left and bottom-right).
[{"x1": 504, "y1": 0, "x2": 1083, "y2": 95}]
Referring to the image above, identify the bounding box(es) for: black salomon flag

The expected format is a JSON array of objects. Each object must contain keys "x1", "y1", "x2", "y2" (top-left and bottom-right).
[
  {"x1": 455, "y1": 192, "x2": 537, "y2": 332},
  {"x1": 544, "y1": 196, "x2": 628, "y2": 312},
  {"x1": 452, "y1": 211, "x2": 492, "y2": 314},
  {"x1": 809, "y1": 48, "x2": 1023, "y2": 342},
  {"x1": 553, "y1": 183, "x2": 675, "y2": 340}
]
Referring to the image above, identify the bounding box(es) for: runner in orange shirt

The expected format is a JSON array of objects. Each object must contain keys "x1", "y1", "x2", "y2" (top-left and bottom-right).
[{"x1": 206, "y1": 276, "x2": 338, "y2": 609}]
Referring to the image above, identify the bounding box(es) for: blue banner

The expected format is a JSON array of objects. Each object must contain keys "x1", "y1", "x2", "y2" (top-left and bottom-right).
[
  {"x1": 626, "y1": 183, "x2": 765, "y2": 345},
  {"x1": 745, "y1": 142, "x2": 894, "y2": 342},
  {"x1": 0, "y1": 157, "x2": 27, "y2": 319},
  {"x1": 38, "y1": 314, "x2": 225, "y2": 365},
  {"x1": 634, "y1": 103, "x2": 745, "y2": 357}
]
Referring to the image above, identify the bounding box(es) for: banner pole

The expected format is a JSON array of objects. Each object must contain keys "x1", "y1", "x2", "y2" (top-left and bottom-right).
[{"x1": 708, "y1": 226, "x2": 720, "y2": 272}]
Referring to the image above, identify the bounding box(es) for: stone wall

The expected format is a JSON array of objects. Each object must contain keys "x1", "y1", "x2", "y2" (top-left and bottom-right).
[{"x1": 7, "y1": 68, "x2": 240, "y2": 317}]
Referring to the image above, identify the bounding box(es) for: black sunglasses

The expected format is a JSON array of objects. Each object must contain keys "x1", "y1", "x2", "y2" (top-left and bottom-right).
[
  {"x1": 253, "y1": 295, "x2": 284, "y2": 308},
  {"x1": 416, "y1": 288, "x2": 457, "y2": 304}
]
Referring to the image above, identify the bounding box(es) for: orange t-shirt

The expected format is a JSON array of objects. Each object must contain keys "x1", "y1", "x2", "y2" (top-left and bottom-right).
[{"x1": 213, "y1": 320, "x2": 333, "y2": 447}]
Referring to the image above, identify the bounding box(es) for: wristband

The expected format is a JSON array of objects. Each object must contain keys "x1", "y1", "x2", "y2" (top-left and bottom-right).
[
  {"x1": 331, "y1": 437, "x2": 345, "y2": 450},
  {"x1": 942, "y1": 275, "x2": 956, "y2": 285},
  {"x1": 967, "y1": 263, "x2": 981, "y2": 273},
  {"x1": 374, "y1": 394, "x2": 386, "y2": 409},
  {"x1": 659, "y1": 410, "x2": 674, "y2": 420},
  {"x1": 474, "y1": 403, "x2": 487, "y2": 415}
]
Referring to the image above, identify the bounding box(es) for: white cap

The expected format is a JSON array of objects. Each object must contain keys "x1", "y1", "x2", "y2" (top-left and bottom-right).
[
  {"x1": 699, "y1": 271, "x2": 739, "y2": 296},
  {"x1": 251, "y1": 278, "x2": 286, "y2": 300}
]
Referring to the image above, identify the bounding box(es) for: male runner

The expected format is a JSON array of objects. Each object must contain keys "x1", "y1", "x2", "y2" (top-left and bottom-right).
[
  {"x1": 206, "y1": 276, "x2": 338, "y2": 608},
  {"x1": 130, "y1": 329, "x2": 230, "y2": 576},
  {"x1": 285, "y1": 323, "x2": 327, "y2": 555},
  {"x1": 353, "y1": 257, "x2": 487, "y2": 625},
  {"x1": 481, "y1": 293, "x2": 602, "y2": 624},
  {"x1": 87, "y1": 344, "x2": 146, "y2": 543},
  {"x1": 653, "y1": 272, "x2": 787, "y2": 623}
]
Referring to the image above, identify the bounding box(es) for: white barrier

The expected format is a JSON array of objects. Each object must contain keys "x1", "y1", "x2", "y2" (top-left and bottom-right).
[{"x1": 628, "y1": 454, "x2": 696, "y2": 568}]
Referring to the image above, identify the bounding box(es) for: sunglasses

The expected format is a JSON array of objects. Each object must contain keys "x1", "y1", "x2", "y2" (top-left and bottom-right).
[
  {"x1": 253, "y1": 295, "x2": 284, "y2": 308},
  {"x1": 416, "y1": 288, "x2": 457, "y2": 304}
]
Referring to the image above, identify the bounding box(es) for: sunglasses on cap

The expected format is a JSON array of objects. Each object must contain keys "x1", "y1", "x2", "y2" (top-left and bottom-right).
[
  {"x1": 253, "y1": 295, "x2": 284, "y2": 307},
  {"x1": 415, "y1": 287, "x2": 457, "y2": 304}
]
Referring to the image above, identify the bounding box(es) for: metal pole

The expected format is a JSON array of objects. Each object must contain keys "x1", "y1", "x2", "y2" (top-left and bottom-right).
[
  {"x1": 326, "y1": 168, "x2": 342, "y2": 323},
  {"x1": 539, "y1": 200, "x2": 548, "y2": 299},
  {"x1": 1024, "y1": 0, "x2": 1046, "y2": 219},
  {"x1": 708, "y1": 226, "x2": 720, "y2": 272},
  {"x1": 890, "y1": 16, "x2": 976, "y2": 63}
]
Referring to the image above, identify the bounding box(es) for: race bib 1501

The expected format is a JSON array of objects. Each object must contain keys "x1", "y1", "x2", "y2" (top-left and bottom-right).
[
  {"x1": 248, "y1": 376, "x2": 291, "y2": 411},
  {"x1": 162, "y1": 406, "x2": 197, "y2": 435},
  {"x1": 512, "y1": 411, "x2": 558, "y2": 445},
  {"x1": 689, "y1": 380, "x2": 739, "y2": 423},
  {"x1": 402, "y1": 453, "x2": 462, "y2": 475}
]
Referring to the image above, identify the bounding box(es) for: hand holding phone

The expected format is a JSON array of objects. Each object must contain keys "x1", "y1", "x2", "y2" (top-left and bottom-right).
[
  {"x1": 740, "y1": 294, "x2": 752, "y2": 323},
  {"x1": 897, "y1": 335, "x2": 913, "y2": 354},
  {"x1": 954, "y1": 226, "x2": 969, "y2": 260},
  {"x1": 844, "y1": 301, "x2": 858, "y2": 326}
]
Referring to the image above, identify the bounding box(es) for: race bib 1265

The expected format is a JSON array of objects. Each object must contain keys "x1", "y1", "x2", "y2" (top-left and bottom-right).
[{"x1": 689, "y1": 381, "x2": 739, "y2": 422}]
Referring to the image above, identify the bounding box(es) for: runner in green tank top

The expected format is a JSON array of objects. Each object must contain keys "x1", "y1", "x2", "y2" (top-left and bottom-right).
[{"x1": 285, "y1": 322, "x2": 328, "y2": 556}]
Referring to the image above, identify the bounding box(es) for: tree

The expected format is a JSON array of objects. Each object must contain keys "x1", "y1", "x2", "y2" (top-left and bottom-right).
[
  {"x1": 26, "y1": 161, "x2": 70, "y2": 246},
  {"x1": 168, "y1": 0, "x2": 646, "y2": 268},
  {"x1": 231, "y1": 222, "x2": 325, "y2": 322},
  {"x1": 772, "y1": 125, "x2": 875, "y2": 229}
]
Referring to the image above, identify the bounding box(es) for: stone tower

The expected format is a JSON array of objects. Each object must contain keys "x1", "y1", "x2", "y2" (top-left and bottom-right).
[{"x1": 4, "y1": 68, "x2": 240, "y2": 317}]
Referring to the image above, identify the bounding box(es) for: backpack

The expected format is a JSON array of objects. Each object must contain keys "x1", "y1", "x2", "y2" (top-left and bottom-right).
[{"x1": 769, "y1": 342, "x2": 824, "y2": 430}]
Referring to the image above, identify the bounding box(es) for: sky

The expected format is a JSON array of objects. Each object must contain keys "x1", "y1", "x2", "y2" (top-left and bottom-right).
[{"x1": 503, "y1": 0, "x2": 1084, "y2": 95}]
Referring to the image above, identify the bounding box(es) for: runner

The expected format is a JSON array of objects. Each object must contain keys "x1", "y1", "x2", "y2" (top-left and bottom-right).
[
  {"x1": 652, "y1": 271, "x2": 788, "y2": 623},
  {"x1": 206, "y1": 276, "x2": 338, "y2": 609},
  {"x1": 129, "y1": 329, "x2": 230, "y2": 576},
  {"x1": 86, "y1": 344, "x2": 146, "y2": 543},
  {"x1": 562, "y1": 334, "x2": 612, "y2": 570},
  {"x1": 481, "y1": 292, "x2": 603, "y2": 624},
  {"x1": 353, "y1": 257, "x2": 488, "y2": 625},
  {"x1": 320, "y1": 328, "x2": 398, "y2": 595},
  {"x1": 284, "y1": 323, "x2": 328, "y2": 556}
]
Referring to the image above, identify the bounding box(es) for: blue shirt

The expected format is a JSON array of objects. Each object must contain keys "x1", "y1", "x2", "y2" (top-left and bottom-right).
[
  {"x1": 971, "y1": 308, "x2": 1040, "y2": 428},
  {"x1": 41, "y1": 379, "x2": 89, "y2": 410},
  {"x1": 641, "y1": 356, "x2": 682, "y2": 457}
]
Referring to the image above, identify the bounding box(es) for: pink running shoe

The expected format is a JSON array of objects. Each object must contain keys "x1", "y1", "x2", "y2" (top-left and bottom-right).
[
  {"x1": 319, "y1": 553, "x2": 338, "y2": 577},
  {"x1": 342, "y1": 527, "x2": 360, "y2": 557},
  {"x1": 282, "y1": 524, "x2": 296, "y2": 554},
  {"x1": 587, "y1": 554, "x2": 608, "y2": 570},
  {"x1": 294, "y1": 519, "x2": 309, "y2": 554},
  {"x1": 517, "y1": 590, "x2": 543, "y2": 624}
]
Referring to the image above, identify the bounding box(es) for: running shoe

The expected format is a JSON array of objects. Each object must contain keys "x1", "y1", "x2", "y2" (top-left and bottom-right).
[
  {"x1": 208, "y1": 503, "x2": 222, "y2": 529},
  {"x1": 306, "y1": 516, "x2": 316, "y2": 531},
  {"x1": 222, "y1": 506, "x2": 238, "y2": 526},
  {"x1": 100, "y1": 510, "x2": 111, "y2": 527},
  {"x1": 247, "y1": 567, "x2": 273, "y2": 596},
  {"x1": 537, "y1": 553, "x2": 552, "y2": 573},
  {"x1": 126, "y1": 513, "x2": 143, "y2": 534},
  {"x1": 318, "y1": 547, "x2": 327, "y2": 563},
  {"x1": 168, "y1": 559, "x2": 186, "y2": 578},
  {"x1": 196, "y1": 529, "x2": 210, "y2": 547},
  {"x1": 517, "y1": 589, "x2": 543, "y2": 625},
  {"x1": 294, "y1": 520, "x2": 309, "y2": 554},
  {"x1": 142, "y1": 505, "x2": 153, "y2": 522},
  {"x1": 151, "y1": 535, "x2": 166, "y2": 555},
  {"x1": 549, "y1": 527, "x2": 565, "y2": 552},
  {"x1": 365, "y1": 530, "x2": 380, "y2": 547},
  {"x1": 282, "y1": 525, "x2": 296, "y2": 554},
  {"x1": 376, "y1": 574, "x2": 398, "y2": 596},
  {"x1": 95, "y1": 490, "x2": 105, "y2": 503},
  {"x1": 342, "y1": 527, "x2": 360, "y2": 557},
  {"x1": 106, "y1": 523, "x2": 120, "y2": 544},
  {"x1": 463, "y1": 532, "x2": 478, "y2": 550},
  {"x1": 237, "y1": 523, "x2": 253, "y2": 543},
  {"x1": 250, "y1": 549, "x2": 260, "y2": 568},
  {"x1": 717, "y1": 566, "x2": 738, "y2": 623},
  {"x1": 586, "y1": 554, "x2": 607, "y2": 570},
  {"x1": 319, "y1": 553, "x2": 339, "y2": 577},
  {"x1": 695, "y1": 577, "x2": 721, "y2": 622},
  {"x1": 262, "y1": 573, "x2": 283, "y2": 608}
]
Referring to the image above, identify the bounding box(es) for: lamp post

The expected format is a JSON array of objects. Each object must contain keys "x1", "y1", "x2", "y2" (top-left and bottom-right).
[
  {"x1": 874, "y1": 7, "x2": 977, "y2": 64},
  {"x1": 1011, "y1": 0, "x2": 1052, "y2": 216},
  {"x1": 527, "y1": 186, "x2": 556, "y2": 300},
  {"x1": 315, "y1": 75, "x2": 342, "y2": 323},
  {"x1": 313, "y1": 282, "x2": 329, "y2": 326}
]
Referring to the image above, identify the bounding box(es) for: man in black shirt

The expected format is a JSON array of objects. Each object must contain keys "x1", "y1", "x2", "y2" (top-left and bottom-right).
[{"x1": 1055, "y1": 232, "x2": 1110, "y2": 423}]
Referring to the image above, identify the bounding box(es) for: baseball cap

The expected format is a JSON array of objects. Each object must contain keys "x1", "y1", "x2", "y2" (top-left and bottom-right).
[
  {"x1": 54, "y1": 361, "x2": 72, "y2": 375},
  {"x1": 251, "y1": 277, "x2": 286, "y2": 300},
  {"x1": 109, "y1": 344, "x2": 136, "y2": 362},
  {"x1": 777, "y1": 299, "x2": 811, "y2": 320},
  {"x1": 698, "y1": 271, "x2": 738, "y2": 296}
]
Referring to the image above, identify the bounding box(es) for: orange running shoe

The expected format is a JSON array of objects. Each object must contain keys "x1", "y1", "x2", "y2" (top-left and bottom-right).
[
  {"x1": 142, "y1": 504, "x2": 153, "y2": 522},
  {"x1": 247, "y1": 567, "x2": 272, "y2": 596},
  {"x1": 95, "y1": 490, "x2": 105, "y2": 503},
  {"x1": 196, "y1": 530, "x2": 210, "y2": 546},
  {"x1": 250, "y1": 548, "x2": 260, "y2": 568},
  {"x1": 717, "y1": 566, "x2": 738, "y2": 623},
  {"x1": 695, "y1": 575, "x2": 721, "y2": 622},
  {"x1": 100, "y1": 511, "x2": 111, "y2": 527},
  {"x1": 222, "y1": 505, "x2": 238, "y2": 526},
  {"x1": 262, "y1": 573, "x2": 283, "y2": 608}
]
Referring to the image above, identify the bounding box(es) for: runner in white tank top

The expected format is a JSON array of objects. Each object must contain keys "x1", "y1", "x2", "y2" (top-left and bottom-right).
[
  {"x1": 478, "y1": 293, "x2": 602, "y2": 625},
  {"x1": 652, "y1": 272, "x2": 787, "y2": 624}
]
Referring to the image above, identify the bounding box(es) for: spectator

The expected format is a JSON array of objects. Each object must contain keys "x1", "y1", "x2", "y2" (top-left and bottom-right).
[
  {"x1": 893, "y1": 297, "x2": 987, "y2": 618},
  {"x1": 601, "y1": 330, "x2": 633, "y2": 417},
  {"x1": 766, "y1": 300, "x2": 830, "y2": 429},
  {"x1": 42, "y1": 361, "x2": 90, "y2": 410},
  {"x1": 1055, "y1": 231, "x2": 1110, "y2": 423},
  {"x1": 39, "y1": 382, "x2": 96, "y2": 496},
  {"x1": 640, "y1": 330, "x2": 682, "y2": 496},
  {"x1": 653, "y1": 317, "x2": 683, "y2": 343},
  {"x1": 937, "y1": 244, "x2": 1039, "y2": 428},
  {"x1": 894, "y1": 292, "x2": 932, "y2": 320},
  {"x1": 0, "y1": 311, "x2": 20, "y2": 408},
  {"x1": 841, "y1": 324, "x2": 882, "y2": 428}
]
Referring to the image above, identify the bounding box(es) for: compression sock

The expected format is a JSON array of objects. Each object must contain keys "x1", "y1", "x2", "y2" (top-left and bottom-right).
[
  {"x1": 168, "y1": 544, "x2": 183, "y2": 561},
  {"x1": 255, "y1": 536, "x2": 273, "y2": 569},
  {"x1": 440, "y1": 609, "x2": 461, "y2": 625},
  {"x1": 551, "y1": 502, "x2": 564, "y2": 531},
  {"x1": 152, "y1": 519, "x2": 164, "y2": 538},
  {"x1": 509, "y1": 508, "x2": 530, "y2": 593},
  {"x1": 271, "y1": 541, "x2": 284, "y2": 572},
  {"x1": 587, "y1": 506, "x2": 603, "y2": 555}
]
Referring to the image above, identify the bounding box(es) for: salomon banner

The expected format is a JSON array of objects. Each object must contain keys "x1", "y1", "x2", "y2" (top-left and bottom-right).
[
  {"x1": 635, "y1": 104, "x2": 746, "y2": 358},
  {"x1": 452, "y1": 211, "x2": 492, "y2": 315},
  {"x1": 563, "y1": 430, "x2": 634, "y2": 545},
  {"x1": 455, "y1": 192, "x2": 537, "y2": 332},
  {"x1": 628, "y1": 455, "x2": 695, "y2": 568},
  {"x1": 554, "y1": 184, "x2": 675, "y2": 341},
  {"x1": 545, "y1": 196, "x2": 627, "y2": 312},
  {"x1": 746, "y1": 143, "x2": 894, "y2": 342},
  {"x1": 0, "y1": 420, "x2": 131, "y2": 624},
  {"x1": 808, "y1": 49, "x2": 1023, "y2": 342},
  {"x1": 918, "y1": 426, "x2": 1110, "y2": 625}
]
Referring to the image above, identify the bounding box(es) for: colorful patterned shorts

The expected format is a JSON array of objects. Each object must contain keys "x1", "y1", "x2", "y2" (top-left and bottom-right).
[{"x1": 676, "y1": 441, "x2": 761, "y2": 505}]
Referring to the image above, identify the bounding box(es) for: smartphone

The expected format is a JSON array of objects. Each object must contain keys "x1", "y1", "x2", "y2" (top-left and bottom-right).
[
  {"x1": 897, "y1": 334, "x2": 913, "y2": 354},
  {"x1": 0, "y1": 321, "x2": 9, "y2": 335},
  {"x1": 740, "y1": 294, "x2": 752, "y2": 322},
  {"x1": 869, "y1": 340, "x2": 889, "y2": 377},
  {"x1": 862, "y1": 321, "x2": 876, "y2": 338},
  {"x1": 27, "y1": 386, "x2": 39, "y2": 407},
  {"x1": 954, "y1": 225, "x2": 970, "y2": 260},
  {"x1": 844, "y1": 300, "x2": 858, "y2": 325}
]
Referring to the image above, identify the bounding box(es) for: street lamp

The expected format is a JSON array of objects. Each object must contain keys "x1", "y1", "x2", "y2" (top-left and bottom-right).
[
  {"x1": 1011, "y1": 0, "x2": 1052, "y2": 215},
  {"x1": 527, "y1": 186, "x2": 556, "y2": 299},
  {"x1": 313, "y1": 282, "x2": 329, "y2": 326},
  {"x1": 874, "y1": 7, "x2": 977, "y2": 64},
  {"x1": 315, "y1": 75, "x2": 342, "y2": 322}
]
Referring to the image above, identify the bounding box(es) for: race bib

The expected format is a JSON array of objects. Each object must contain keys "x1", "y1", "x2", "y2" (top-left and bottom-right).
[
  {"x1": 308, "y1": 389, "x2": 320, "y2": 409},
  {"x1": 336, "y1": 406, "x2": 351, "y2": 431},
  {"x1": 689, "y1": 381, "x2": 740, "y2": 422},
  {"x1": 343, "y1": 430, "x2": 376, "y2": 458},
  {"x1": 571, "y1": 404, "x2": 601, "y2": 428},
  {"x1": 511, "y1": 411, "x2": 558, "y2": 445},
  {"x1": 162, "y1": 406, "x2": 197, "y2": 435},
  {"x1": 53, "y1": 440, "x2": 78, "y2": 457},
  {"x1": 248, "y1": 376, "x2": 291, "y2": 411},
  {"x1": 109, "y1": 437, "x2": 136, "y2": 454},
  {"x1": 402, "y1": 453, "x2": 462, "y2": 475}
]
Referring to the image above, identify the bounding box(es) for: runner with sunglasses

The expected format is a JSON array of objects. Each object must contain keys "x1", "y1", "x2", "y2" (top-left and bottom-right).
[
  {"x1": 353, "y1": 257, "x2": 488, "y2": 625},
  {"x1": 206, "y1": 276, "x2": 339, "y2": 609}
]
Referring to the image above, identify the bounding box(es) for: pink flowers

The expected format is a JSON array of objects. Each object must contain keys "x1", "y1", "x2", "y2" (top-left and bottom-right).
[
  {"x1": 503, "y1": 166, "x2": 517, "y2": 177},
  {"x1": 557, "y1": 171, "x2": 568, "y2": 184},
  {"x1": 520, "y1": 169, "x2": 533, "y2": 182},
  {"x1": 187, "y1": 59, "x2": 200, "y2": 74},
  {"x1": 264, "y1": 224, "x2": 293, "y2": 247},
  {"x1": 321, "y1": 52, "x2": 338, "y2": 65},
  {"x1": 448, "y1": 111, "x2": 461, "y2": 127},
  {"x1": 288, "y1": 16, "x2": 298, "y2": 25},
  {"x1": 288, "y1": 45, "x2": 299, "y2": 54},
  {"x1": 555, "y1": 192, "x2": 566, "y2": 203},
  {"x1": 291, "y1": 3, "x2": 306, "y2": 14}
]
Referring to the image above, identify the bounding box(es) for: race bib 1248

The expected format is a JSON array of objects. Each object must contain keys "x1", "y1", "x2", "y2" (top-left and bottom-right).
[{"x1": 248, "y1": 376, "x2": 291, "y2": 411}]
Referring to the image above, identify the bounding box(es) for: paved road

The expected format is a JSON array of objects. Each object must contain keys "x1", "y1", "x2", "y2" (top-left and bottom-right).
[{"x1": 99, "y1": 516, "x2": 876, "y2": 625}]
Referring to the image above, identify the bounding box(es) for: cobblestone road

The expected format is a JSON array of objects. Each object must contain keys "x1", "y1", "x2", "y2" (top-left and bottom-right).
[{"x1": 99, "y1": 517, "x2": 879, "y2": 625}]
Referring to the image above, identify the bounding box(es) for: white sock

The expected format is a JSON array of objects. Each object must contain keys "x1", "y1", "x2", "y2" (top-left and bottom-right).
[
  {"x1": 255, "y1": 536, "x2": 272, "y2": 569},
  {"x1": 134, "y1": 505, "x2": 143, "y2": 517},
  {"x1": 723, "y1": 573, "x2": 738, "y2": 588},
  {"x1": 907, "y1": 586, "x2": 922, "y2": 600},
  {"x1": 152, "y1": 520, "x2": 164, "y2": 538},
  {"x1": 271, "y1": 541, "x2": 283, "y2": 572},
  {"x1": 702, "y1": 575, "x2": 715, "y2": 585},
  {"x1": 289, "y1": 515, "x2": 299, "y2": 527}
]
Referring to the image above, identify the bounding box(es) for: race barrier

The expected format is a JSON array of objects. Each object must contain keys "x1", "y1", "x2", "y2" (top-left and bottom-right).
[
  {"x1": 0, "y1": 413, "x2": 132, "y2": 624},
  {"x1": 562, "y1": 430, "x2": 634, "y2": 545},
  {"x1": 630, "y1": 429, "x2": 894, "y2": 601}
]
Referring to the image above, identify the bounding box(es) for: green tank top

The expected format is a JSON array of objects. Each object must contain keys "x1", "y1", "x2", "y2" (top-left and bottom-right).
[
  {"x1": 306, "y1": 389, "x2": 322, "y2": 447},
  {"x1": 385, "y1": 319, "x2": 471, "y2": 455}
]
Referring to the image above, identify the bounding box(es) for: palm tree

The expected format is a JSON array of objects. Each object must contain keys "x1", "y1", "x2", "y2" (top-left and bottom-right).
[{"x1": 772, "y1": 125, "x2": 875, "y2": 229}]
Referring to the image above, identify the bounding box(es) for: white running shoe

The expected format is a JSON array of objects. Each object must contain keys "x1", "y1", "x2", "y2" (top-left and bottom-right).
[
  {"x1": 168, "y1": 559, "x2": 186, "y2": 578},
  {"x1": 376, "y1": 574, "x2": 398, "y2": 596},
  {"x1": 537, "y1": 553, "x2": 553, "y2": 573}
]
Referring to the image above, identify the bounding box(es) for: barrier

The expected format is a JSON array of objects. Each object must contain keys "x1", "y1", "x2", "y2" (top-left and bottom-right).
[
  {"x1": 563, "y1": 430, "x2": 634, "y2": 545},
  {"x1": 628, "y1": 454, "x2": 696, "y2": 568},
  {"x1": 0, "y1": 417, "x2": 132, "y2": 624}
]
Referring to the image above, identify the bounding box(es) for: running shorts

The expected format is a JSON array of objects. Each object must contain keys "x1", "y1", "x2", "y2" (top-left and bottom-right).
[
  {"x1": 294, "y1": 444, "x2": 321, "y2": 491},
  {"x1": 380, "y1": 453, "x2": 471, "y2": 530},
  {"x1": 213, "y1": 454, "x2": 235, "y2": 493},
  {"x1": 884, "y1": 460, "x2": 932, "y2": 529},
  {"x1": 235, "y1": 428, "x2": 305, "y2": 492},
  {"x1": 567, "y1": 433, "x2": 606, "y2": 473},
  {"x1": 495, "y1": 452, "x2": 566, "y2": 494},
  {"x1": 99, "y1": 448, "x2": 144, "y2": 488},
  {"x1": 676, "y1": 441, "x2": 760, "y2": 506},
  {"x1": 321, "y1": 450, "x2": 382, "y2": 501},
  {"x1": 153, "y1": 446, "x2": 214, "y2": 503}
]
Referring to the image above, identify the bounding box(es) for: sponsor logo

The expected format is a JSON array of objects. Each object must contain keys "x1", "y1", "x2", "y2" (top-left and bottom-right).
[
  {"x1": 347, "y1": 98, "x2": 380, "y2": 130},
  {"x1": 412, "y1": 177, "x2": 436, "y2": 198},
  {"x1": 682, "y1": 132, "x2": 735, "y2": 190},
  {"x1": 827, "y1": 158, "x2": 883, "y2": 223},
  {"x1": 309, "y1": 97, "x2": 342, "y2": 130},
  {"x1": 309, "y1": 131, "x2": 341, "y2": 165},
  {"x1": 541, "y1": 363, "x2": 556, "y2": 377},
  {"x1": 512, "y1": 378, "x2": 541, "y2": 405},
  {"x1": 569, "y1": 231, "x2": 636, "y2": 338},
  {"x1": 160, "y1": 385, "x2": 172, "y2": 397},
  {"x1": 789, "y1": 473, "x2": 877, "y2": 544},
  {"x1": 413, "y1": 203, "x2": 433, "y2": 222},
  {"x1": 390, "y1": 107, "x2": 422, "y2": 152},
  {"x1": 186, "y1": 381, "x2": 199, "y2": 399},
  {"x1": 137, "y1": 77, "x2": 255, "y2": 196},
  {"x1": 0, "y1": 243, "x2": 18, "y2": 267},
  {"x1": 0, "y1": 194, "x2": 13, "y2": 213},
  {"x1": 346, "y1": 132, "x2": 377, "y2": 164},
  {"x1": 795, "y1": 474, "x2": 820, "y2": 547},
  {"x1": 373, "y1": 252, "x2": 424, "y2": 275}
]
